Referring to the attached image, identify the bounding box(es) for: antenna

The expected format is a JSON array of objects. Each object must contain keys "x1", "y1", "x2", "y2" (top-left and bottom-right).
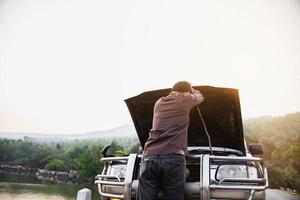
[{"x1": 197, "y1": 106, "x2": 213, "y2": 155}]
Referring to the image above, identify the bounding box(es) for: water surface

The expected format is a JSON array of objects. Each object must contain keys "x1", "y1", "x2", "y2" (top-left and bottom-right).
[{"x1": 0, "y1": 174, "x2": 98, "y2": 200}]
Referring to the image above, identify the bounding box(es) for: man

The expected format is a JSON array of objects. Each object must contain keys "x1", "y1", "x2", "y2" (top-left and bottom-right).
[{"x1": 138, "y1": 81, "x2": 204, "y2": 200}]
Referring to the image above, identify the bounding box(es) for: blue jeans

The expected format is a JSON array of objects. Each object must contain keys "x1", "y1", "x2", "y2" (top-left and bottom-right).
[{"x1": 137, "y1": 154, "x2": 186, "y2": 200}]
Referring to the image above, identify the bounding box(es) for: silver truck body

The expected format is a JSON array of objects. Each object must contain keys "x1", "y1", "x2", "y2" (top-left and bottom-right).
[{"x1": 95, "y1": 86, "x2": 268, "y2": 200}]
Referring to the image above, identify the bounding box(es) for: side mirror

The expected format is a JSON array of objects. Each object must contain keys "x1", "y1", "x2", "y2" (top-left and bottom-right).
[
  {"x1": 102, "y1": 145, "x2": 111, "y2": 157},
  {"x1": 102, "y1": 144, "x2": 116, "y2": 157},
  {"x1": 249, "y1": 143, "x2": 263, "y2": 155}
]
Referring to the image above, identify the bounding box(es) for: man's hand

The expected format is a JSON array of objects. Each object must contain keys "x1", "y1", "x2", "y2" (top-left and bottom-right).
[
  {"x1": 192, "y1": 88, "x2": 201, "y2": 94},
  {"x1": 188, "y1": 88, "x2": 204, "y2": 108}
]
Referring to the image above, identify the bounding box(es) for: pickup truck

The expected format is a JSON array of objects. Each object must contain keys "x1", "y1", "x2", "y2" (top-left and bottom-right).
[{"x1": 95, "y1": 86, "x2": 268, "y2": 200}]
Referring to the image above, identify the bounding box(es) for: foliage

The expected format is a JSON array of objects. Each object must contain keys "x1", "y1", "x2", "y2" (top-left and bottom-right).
[
  {"x1": 45, "y1": 159, "x2": 66, "y2": 171},
  {"x1": 75, "y1": 144, "x2": 103, "y2": 182},
  {"x1": 129, "y1": 143, "x2": 141, "y2": 154},
  {"x1": 1, "y1": 112, "x2": 298, "y2": 189},
  {"x1": 244, "y1": 112, "x2": 300, "y2": 191},
  {"x1": 0, "y1": 136, "x2": 139, "y2": 183}
]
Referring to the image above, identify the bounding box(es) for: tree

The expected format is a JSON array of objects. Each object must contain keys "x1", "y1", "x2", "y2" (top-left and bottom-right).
[
  {"x1": 129, "y1": 143, "x2": 141, "y2": 154},
  {"x1": 45, "y1": 159, "x2": 66, "y2": 171},
  {"x1": 75, "y1": 144, "x2": 103, "y2": 182}
]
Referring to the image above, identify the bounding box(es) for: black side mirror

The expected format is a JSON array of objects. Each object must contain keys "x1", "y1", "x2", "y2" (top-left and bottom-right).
[
  {"x1": 102, "y1": 145, "x2": 111, "y2": 157},
  {"x1": 249, "y1": 143, "x2": 264, "y2": 155},
  {"x1": 102, "y1": 144, "x2": 117, "y2": 157}
]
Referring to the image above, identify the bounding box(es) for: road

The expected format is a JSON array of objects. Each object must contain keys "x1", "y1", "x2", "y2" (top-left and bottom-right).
[{"x1": 266, "y1": 189, "x2": 300, "y2": 200}]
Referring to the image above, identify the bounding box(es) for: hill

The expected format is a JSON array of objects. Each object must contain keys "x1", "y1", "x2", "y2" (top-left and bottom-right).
[
  {"x1": 0, "y1": 124, "x2": 136, "y2": 141},
  {"x1": 244, "y1": 112, "x2": 300, "y2": 191}
]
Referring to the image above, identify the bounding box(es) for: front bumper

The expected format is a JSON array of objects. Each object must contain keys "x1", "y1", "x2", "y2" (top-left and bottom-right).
[{"x1": 95, "y1": 154, "x2": 268, "y2": 200}]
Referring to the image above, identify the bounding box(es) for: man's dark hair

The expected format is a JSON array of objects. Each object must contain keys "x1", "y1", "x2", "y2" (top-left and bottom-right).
[{"x1": 172, "y1": 81, "x2": 193, "y2": 93}]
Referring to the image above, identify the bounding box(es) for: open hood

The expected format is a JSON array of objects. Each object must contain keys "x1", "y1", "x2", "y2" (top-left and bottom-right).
[{"x1": 125, "y1": 86, "x2": 246, "y2": 155}]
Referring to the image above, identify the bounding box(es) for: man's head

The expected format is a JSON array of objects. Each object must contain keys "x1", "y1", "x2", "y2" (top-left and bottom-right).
[{"x1": 172, "y1": 81, "x2": 193, "y2": 93}]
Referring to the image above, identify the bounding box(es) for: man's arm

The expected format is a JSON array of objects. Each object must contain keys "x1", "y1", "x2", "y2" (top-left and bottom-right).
[{"x1": 189, "y1": 89, "x2": 204, "y2": 108}]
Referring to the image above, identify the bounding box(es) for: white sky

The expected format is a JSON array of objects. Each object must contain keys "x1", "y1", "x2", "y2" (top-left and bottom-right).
[{"x1": 0, "y1": 0, "x2": 300, "y2": 135}]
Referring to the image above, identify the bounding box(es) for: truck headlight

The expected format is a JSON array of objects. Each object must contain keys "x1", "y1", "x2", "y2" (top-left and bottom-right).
[
  {"x1": 216, "y1": 165, "x2": 258, "y2": 180},
  {"x1": 109, "y1": 164, "x2": 127, "y2": 179}
]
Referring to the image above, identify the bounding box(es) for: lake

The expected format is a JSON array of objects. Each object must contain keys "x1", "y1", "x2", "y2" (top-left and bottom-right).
[{"x1": 0, "y1": 174, "x2": 99, "y2": 200}]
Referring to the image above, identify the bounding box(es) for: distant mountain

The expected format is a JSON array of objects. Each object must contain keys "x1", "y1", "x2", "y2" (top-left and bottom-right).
[
  {"x1": 0, "y1": 124, "x2": 136, "y2": 141},
  {"x1": 85, "y1": 124, "x2": 135, "y2": 138},
  {"x1": 1, "y1": 113, "x2": 297, "y2": 140}
]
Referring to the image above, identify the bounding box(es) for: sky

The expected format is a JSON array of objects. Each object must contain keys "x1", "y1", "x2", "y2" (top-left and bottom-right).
[{"x1": 0, "y1": 0, "x2": 300, "y2": 135}]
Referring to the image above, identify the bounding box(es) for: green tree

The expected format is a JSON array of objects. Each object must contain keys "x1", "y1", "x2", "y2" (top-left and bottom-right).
[
  {"x1": 75, "y1": 144, "x2": 103, "y2": 182},
  {"x1": 129, "y1": 143, "x2": 141, "y2": 154},
  {"x1": 45, "y1": 159, "x2": 66, "y2": 171},
  {"x1": 244, "y1": 112, "x2": 300, "y2": 191}
]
